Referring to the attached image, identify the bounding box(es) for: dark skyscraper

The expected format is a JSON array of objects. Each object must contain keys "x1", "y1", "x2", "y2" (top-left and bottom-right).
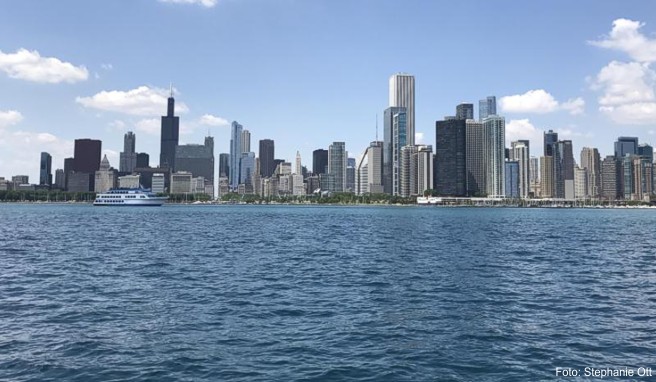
[
  {"x1": 543, "y1": 130, "x2": 558, "y2": 157},
  {"x1": 313, "y1": 149, "x2": 328, "y2": 175},
  {"x1": 160, "y1": 89, "x2": 180, "y2": 170},
  {"x1": 435, "y1": 118, "x2": 467, "y2": 196},
  {"x1": 553, "y1": 140, "x2": 574, "y2": 199},
  {"x1": 120, "y1": 131, "x2": 137, "y2": 173},
  {"x1": 63, "y1": 157, "x2": 74, "y2": 190},
  {"x1": 175, "y1": 136, "x2": 215, "y2": 182},
  {"x1": 219, "y1": 153, "x2": 230, "y2": 178},
  {"x1": 614, "y1": 137, "x2": 638, "y2": 159},
  {"x1": 455, "y1": 103, "x2": 474, "y2": 120},
  {"x1": 136, "y1": 153, "x2": 150, "y2": 168},
  {"x1": 73, "y1": 139, "x2": 102, "y2": 173},
  {"x1": 39, "y1": 152, "x2": 52, "y2": 187},
  {"x1": 259, "y1": 139, "x2": 275, "y2": 177}
]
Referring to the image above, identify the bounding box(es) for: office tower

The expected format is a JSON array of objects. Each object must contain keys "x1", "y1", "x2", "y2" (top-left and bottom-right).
[
  {"x1": 259, "y1": 139, "x2": 275, "y2": 177},
  {"x1": 328, "y1": 142, "x2": 346, "y2": 192},
  {"x1": 39, "y1": 152, "x2": 52, "y2": 187},
  {"x1": 120, "y1": 131, "x2": 137, "y2": 173},
  {"x1": 240, "y1": 152, "x2": 256, "y2": 187},
  {"x1": 219, "y1": 153, "x2": 230, "y2": 178},
  {"x1": 540, "y1": 156, "x2": 554, "y2": 198},
  {"x1": 345, "y1": 157, "x2": 356, "y2": 192},
  {"x1": 241, "y1": 130, "x2": 251, "y2": 154},
  {"x1": 229, "y1": 121, "x2": 243, "y2": 189},
  {"x1": 640, "y1": 159, "x2": 653, "y2": 198},
  {"x1": 389, "y1": 73, "x2": 415, "y2": 145},
  {"x1": 622, "y1": 156, "x2": 637, "y2": 200},
  {"x1": 175, "y1": 136, "x2": 214, "y2": 183},
  {"x1": 400, "y1": 145, "x2": 418, "y2": 197},
  {"x1": 295, "y1": 151, "x2": 302, "y2": 175},
  {"x1": 510, "y1": 140, "x2": 530, "y2": 198},
  {"x1": 356, "y1": 141, "x2": 384, "y2": 195},
  {"x1": 456, "y1": 103, "x2": 474, "y2": 120},
  {"x1": 574, "y1": 166, "x2": 588, "y2": 199},
  {"x1": 63, "y1": 157, "x2": 74, "y2": 190},
  {"x1": 465, "y1": 119, "x2": 485, "y2": 196},
  {"x1": 417, "y1": 145, "x2": 433, "y2": 195},
  {"x1": 160, "y1": 89, "x2": 180, "y2": 170},
  {"x1": 543, "y1": 130, "x2": 558, "y2": 157},
  {"x1": 529, "y1": 156, "x2": 539, "y2": 197},
  {"x1": 505, "y1": 161, "x2": 520, "y2": 198},
  {"x1": 252, "y1": 158, "x2": 261, "y2": 195},
  {"x1": 383, "y1": 106, "x2": 407, "y2": 195},
  {"x1": 483, "y1": 115, "x2": 505, "y2": 197},
  {"x1": 479, "y1": 96, "x2": 497, "y2": 121},
  {"x1": 94, "y1": 154, "x2": 116, "y2": 193},
  {"x1": 580, "y1": 147, "x2": 601, "y2": 198},
  {"x1": 615, "y1": 137, "x2": 638, "y2": 158},
  {"x1": 54, "y1": 169, "x2": 64, "y2": 189},
  {"x1": 312, "y1": 149, "x2": 328, "y2": 175},
  {"x1": 73, "y1": 139, "x2": 102, "y2": 173},
  {"x1": 553, "y1": 140, "x2": 575, "y2": 199},
  {"x1": 435, "y1": 118, "x2": 467, "y2": 196},
  {"x1": 638, "y1": 143, "x2": 654, "y2": 195},
  {"x1": 136, "y1": 153, "x2": 150, "y2": 168}
]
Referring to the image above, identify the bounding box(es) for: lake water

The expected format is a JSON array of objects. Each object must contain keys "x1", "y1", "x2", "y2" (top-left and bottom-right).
[{"x1": 1, "y1": 205, "x2": 655, "y2": 381}]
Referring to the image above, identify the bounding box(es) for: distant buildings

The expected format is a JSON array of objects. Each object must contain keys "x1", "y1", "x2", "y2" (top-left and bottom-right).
[
  {"x1": 175, "y1": 136, "x2": 214, "y2": 183},
  {"x1": 229, "y1": 121, "x2": 243, "y2": 190},
  {"x1": 312, "y1": 149, "x2": 328, "y2": 176},
  {"x1": 39, "y1": 152, "x2": 52, "y2": 188}
]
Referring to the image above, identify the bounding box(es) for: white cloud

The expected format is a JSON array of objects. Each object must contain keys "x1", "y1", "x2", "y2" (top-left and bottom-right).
[
  {"x1": 0, "y1": 48, "x2": 88, "y2": 84},
  {"x1": 76, "y1": 86, "x2": 189, "y2": 116},
  {"x1": 101, "y1": 63, "x2": 113, "y2": 70},
  {"x1": 199, "y1": 114, "x2": 229, "y2": 127},
  {"x1": 108, "y1": 120, "x2": 126, "y2": 131},
  {"x1": 505, "y1": 119, "x2": 542, "y2": 147},
  {"x1": 415, "y1": 132, "x2": 424, "y2": 144},
  {"x1": 0, "y1": 110, "x2": 23, "y2": 128},
  {"x1": 159, "y1": 0, "x2": 217, "y2": 7},
  {"x1": 589, "y1": 18, "x2": 656, "y2": 63},
  {"x1": 499, "y1": 89, "x2": 584, "y2": 115},
  {"x1": 135, "y1": 118, "x2": 160, "y2": 135},
  {"x1": 0, "y1": 131, "x2": 73, "y2": 181},
  {"x1": 600, "y1": 103, "x2": 656, "y2": 125}
]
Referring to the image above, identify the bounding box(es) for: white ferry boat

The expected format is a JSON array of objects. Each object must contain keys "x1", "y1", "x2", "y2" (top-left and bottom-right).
[{"x1": 93, "y1": 188, "x2": 168, "y2": 206}]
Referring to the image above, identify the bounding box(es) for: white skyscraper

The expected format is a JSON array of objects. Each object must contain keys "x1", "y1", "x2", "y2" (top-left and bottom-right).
[
  {"x1": 389, "y1": 73, "x2": 415, "y2": 146},
  {"x1": 295, "y1": 151, "x2": 302, "y2": 175},
  {"x1": 240, "y1": 129, "x2": 251, "y2": 154},
  {"x1": 483, "y1": 115, "x2": 505, "y2": 197},
  {"x1": 511, "y1": 140, "x2": 530, "y2": 198}
]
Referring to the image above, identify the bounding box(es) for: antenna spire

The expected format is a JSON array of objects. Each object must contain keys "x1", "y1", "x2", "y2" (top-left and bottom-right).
[
  {"x1": 169, "y1": 82, "x2": 173, "y2": 98},
  {"x1": 375, "y1": 114, "x2": 378, "y2": 142}
]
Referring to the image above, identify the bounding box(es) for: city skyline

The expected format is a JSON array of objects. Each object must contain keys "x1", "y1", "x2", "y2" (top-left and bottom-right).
[{"x1": 0, "y1": 1, "x2": 655, "y2": 183}]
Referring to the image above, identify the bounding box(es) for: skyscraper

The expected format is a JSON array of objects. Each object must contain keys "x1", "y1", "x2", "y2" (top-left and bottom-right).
[
  {"x1": 295, "y1": 151, "x2": 302, "y2": 175},
  {"x1": 160, "y1": 89, "x2": 180, "y2": 170},
  {"x1": 417, "y1": 145, "x2": 433, "y2": 196},
  {"x1": 230, "y1": 121, "x2": 243, "y2": 189},
  {"x1": 356, "y1": 141, "x2": 384, "y2": 195},
  {"x1": 328, "y1": 142, "x2": 346, "y2": 192},
  {"x1": 63, "y1": 157, "x2": 74, "y2": 190},
  {"x1": 510, "y1": 140, "x2": 530, "y2": 198},
  {"x1": 435, "y1": 118, "x2": 467, "y2": 196},
  {"x1": 136, "y1": 153, "x2": 150, "y2": 168},
  {"x1": 465, "y1": 119, "x2": 485, "y2": 196},
  {"x1": 638, "y1": 143, "x2": 653, "y2": 195},
  {"x1": 543, "y1": 130, "x2": 558, "y2": 157},
  {"x1": 553, "y1": 140, "x2": 574, "y2": 199},
  {"x1": 478, "y1": 96, "x2": 496, "y2": 121},
  {"x1": 383, "y1": 106, "x2": 407, "y2": 195},
  {"x1": 614, "y1": 137, "x2": 638, "y2": 158},
  {"x1": 540, "y1": 156, "x2": 554, "y2": 198},
  {"x1": 313, "y1": 149, "x2": 328, "y2": 175},
  {"x1": 483, "y1": 115, "x2": 505, "y2": 197},
  {"x1": 175, "y1": 136, "x2": 214, "y2": 182},
  {"x1": 240, "y1": 152, "x2": 256, "y2": 188},
  {"x1": 120, "y1": 131, "x2": 137, "y2": 173},
  {"x1": 241, "y1": 130, "x2": 251, "y2": 154},
  {"x1": 505, "y1": 161, "x2": 520, "y2": 198},
  {"x1": 219, "y1": 153, "x2": 230, "y2": 178},
  {"x1": 580, "y1": 147, "x2": 601, "y2": 198},
  {"x1": 73, "y1": 139, "x2": 102, "y2": 173},
  {"x1": 456, "y1": 103, "x2": 474, "y2": 120},
  {"x1": 574, "y1": 166, "x2": 588, "y2": 200},
  {"x1": 39, "y1": 152, "x2": 52, "y2": 187},
  {"x1": 400, "y1": 145, "x2": 418, "y2": 197},
  {"x1": 389, "y1": 73, "x2": 415, "y2": 146},
  {"x1": 259, "y1": 139, "x2": 275, "y2": 178},
  {"x1": 94, "y1": 154, "x2": 116, "y2": 193}
]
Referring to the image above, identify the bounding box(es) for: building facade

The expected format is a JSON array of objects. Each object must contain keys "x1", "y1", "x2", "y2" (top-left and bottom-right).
[
  {"x1": 483, "y1": 115, "x2": 505, "y2": 197},
  {"x1": 435, "y1": 118, "x2": 467, "y2": 196},
  {"x1": 159, "y1": 92, "x2": 180, "y2": 170},
  {"x1": 389, "y1": 73, "x2": 415, "y2": 146},
  {"x1": 328, "y1": 142, "x2": 346, "y2": 192}
]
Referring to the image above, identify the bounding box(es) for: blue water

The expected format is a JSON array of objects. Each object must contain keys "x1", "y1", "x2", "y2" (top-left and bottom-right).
[{"x1": 1, "y1": 205, "x2": 655, "y2": 381}]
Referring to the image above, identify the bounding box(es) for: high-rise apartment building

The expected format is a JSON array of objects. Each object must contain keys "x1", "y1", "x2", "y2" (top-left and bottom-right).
[
  {"x1": 580, "y1": 147, "x2": 601, "y2": 198},
  {"x1": 159, "y1": 90, "x2": 180, "y2": 170},
  {"x1": 553, "y1": 140, "x2": 575, "y2": 199},
  {"x1": 529, "y1": 156, "x2": 540, "y2": 197},
  {"x1": 435, "y1": 118, "x2": 466, "y2": 196},
  {"x1": 383, "y1": 106, "x2": 407, "y2": 195},
  {"x1": 505, "y1": 161, "x2": 520, "y2": 198},
  {"x1": 120, "y1": 131, "x2": 137, "y2": 173},
  {"x1": 229, "y1": 121, "x2": 243, "y2": 189},
  {"x1": 574, "y1": 166, "x2": 588, "y2": 200},
  {"x1": 510, "y1": 140, "x2": 530, "y2": 198},
  {"x1": 328, "y1": 142, "x2": 346, "y2": 192},
  {"x1": 540, "y1": 156, "x2": 554, "y2": 198},
  {"x1": 400, "y1": 145, "x2": 418, "y2": 197},
  {"x1": 356, "y1": 141, "x2": 383, "y2": 195},
  {"x1": 259, "y1": 139, "x2": 275, "y2": 178},
  {"x1": 241, "y1": 130, "x2": 251, "y2": 154},
  {"x1": 39, "y1": 152, "x2": 52, "y2": 187},
  {"x1": 465, "y1": 119, "x2": 485, "y2": 196},
  {"x1": 478, "y1": 96, "x2": 496, "y2": 121},
  {"x1": 417, "y1": 145, "x2": 433, "y2": 196},
  {"x1": 483, "y1": 115, "x2": 505, "y2": 197},
  {"x1": 389, "y1": 73, "x2": 415, "y2": 146}
]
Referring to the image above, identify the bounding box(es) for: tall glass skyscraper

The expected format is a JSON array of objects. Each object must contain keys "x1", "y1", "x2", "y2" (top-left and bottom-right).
[
  {"x1": 483, "y1": 115, "x2": 505, "y2": 197},
  {"x1": 259, "y1": 139, "x2": 275, "y2": 178},
  {"x1": 614, "y1": 137, "x2": 638, "y2": 159},
  {"x1": 39, "y1": 152, "x2": 52, "y2": 187},
  {"x1": 478, "y1": 96, "x2": 496, "y2": 121},
  {"x1": 435, "y1": 118, "x2": 466, "y2": 196},
  {"x1": 159, "y1": 91, "x2": 179, "y2": 170},
  {"x1": 389, "y1": 73, "x2": 415, "y2": 146},
  {"x1": 120, "y1": 131, "x2": 137, "y2": 173},
  {"x1": 383, "y1": 106, "x2": 407, "y2": 195},
  {"x1": 328, "y1": 142, "x2": 346, "y2": 192},
  {"x1": 230, "y1": 121, "x2": 243, "y2": 190}
]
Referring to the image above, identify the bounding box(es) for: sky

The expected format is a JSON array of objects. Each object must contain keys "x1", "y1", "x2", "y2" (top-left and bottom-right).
[{"x1": 0, "y1": 0, "x2": 655, "y2": 183}]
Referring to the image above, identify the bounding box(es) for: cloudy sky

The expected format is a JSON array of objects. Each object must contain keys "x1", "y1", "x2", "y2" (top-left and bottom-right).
[{"x1": 0, "y1": 0, "x2": 655, "y2": 181}]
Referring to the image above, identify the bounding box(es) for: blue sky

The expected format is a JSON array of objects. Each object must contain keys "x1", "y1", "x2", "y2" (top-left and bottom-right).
[{"x1": 0, "y1": 0, "x2": 655, "y2": 182}]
